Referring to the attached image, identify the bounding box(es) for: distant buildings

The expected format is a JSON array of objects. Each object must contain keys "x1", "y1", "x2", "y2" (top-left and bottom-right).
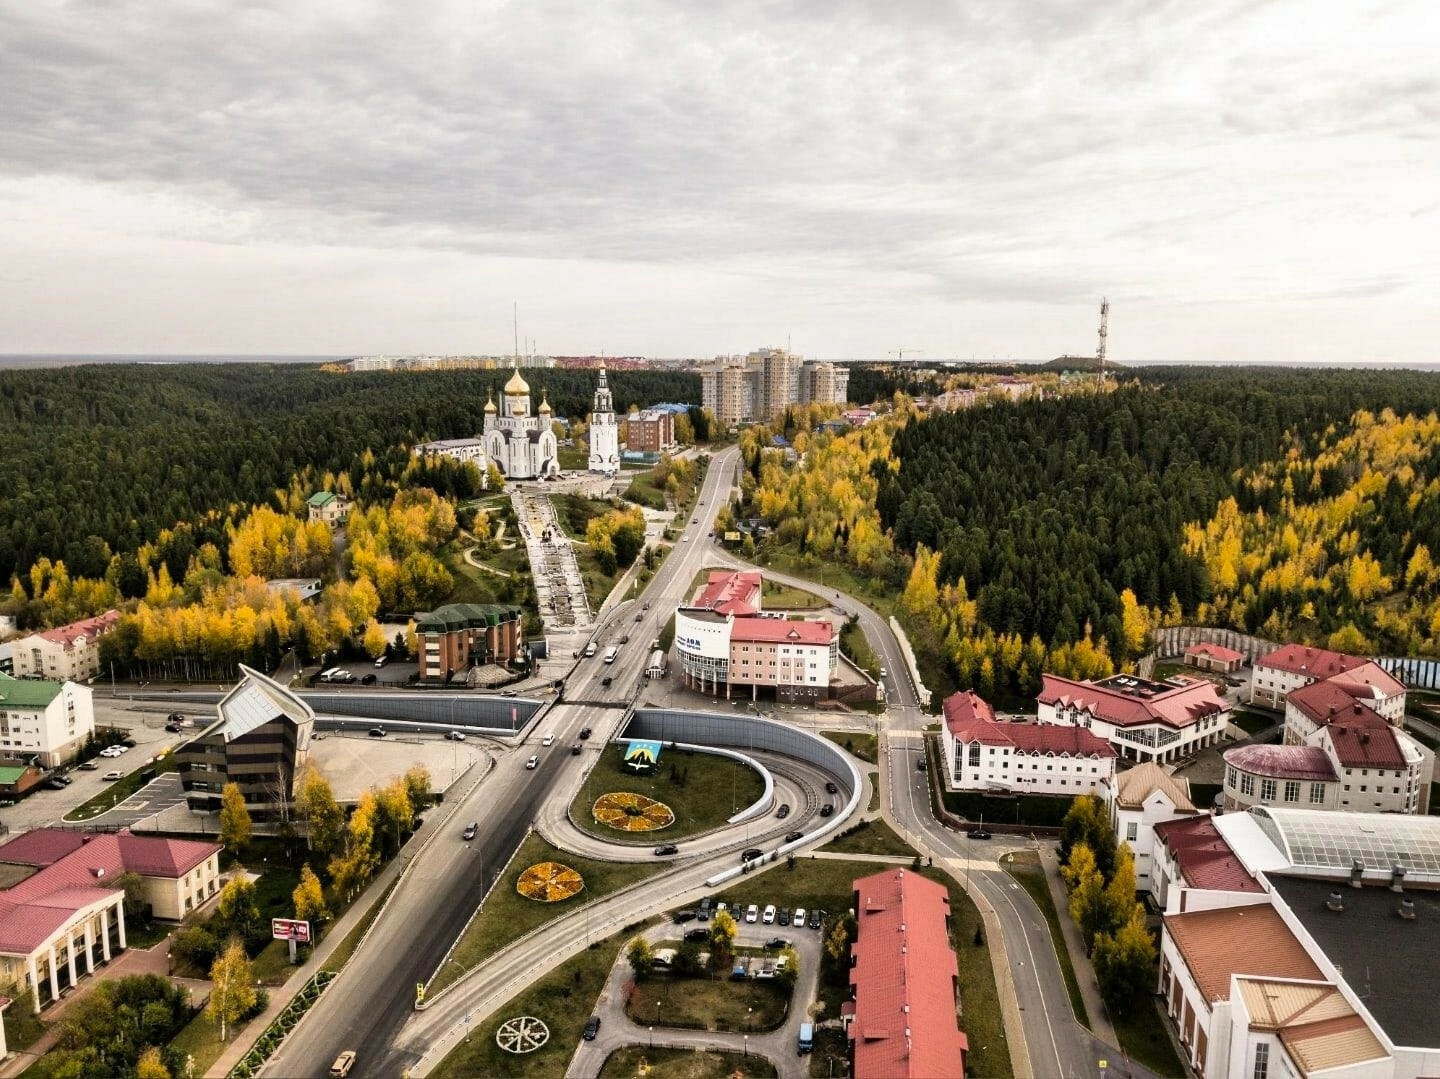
[
  {"x1": 1037, "y1": 672, "x2": 1231, "y2": 765},
  {"x1": 9, "y1": 610, "x2": 119, "y2": 682},
  {"x1": 700, "y1": 348, "x2": 849, "y2": 425},
  {"x1": 1184, "y1": 642, "x2": 1246, "y2": 674},
  {"x1": 306, "y1": 491, "x2": 350, "y2": 525},
  {"x1": 483, "y1": 365, "x2": 559, "y2": 480},
  {"x1": 0, "y1": 672, "x2": 95, "y2": 768},
  {"x1": 940, "y1": 690, "x2": 1115, "y2": 796},
  {"x1": 848, "y1": 868, "x2": 967, "y2": 1078},
  {"x1": 411, "y1": 437, "x2": 486, "y2": 467},
  {"x1": 587, "y1": 366, "x2": 620, "y2": 474},
  {"x1": 623, "y1": 408, "x2": 676, "y2": 454},
  {"x1": 414, "y1": 603, "x2": 525, "y2": 684},
  {"x1": 673, "y1": 570, "x2": 838, "y2": 702},
  {"x1": 177, "y1": 665, "x2": 314, "y2": 813}
]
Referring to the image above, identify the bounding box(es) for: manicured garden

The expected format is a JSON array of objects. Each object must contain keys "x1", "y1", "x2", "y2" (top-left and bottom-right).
[
  {"x1": 569, "y1": 744, "x2": 765, "y2": 843},
  {"x1": 941, "y1": 789, "x2": 1076, "y2": 829},
  {"x1": 625, "y1": 976, "x2": 791, "y2": 1032}
]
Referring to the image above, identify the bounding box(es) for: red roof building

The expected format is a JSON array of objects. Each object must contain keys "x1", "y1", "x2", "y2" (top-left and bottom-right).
[
  {"x1": 692, "y1": 570, "x2": 763, "y2": 616},
  {"x1": 1037, "y1": 673, "x2": 1230, "y2": 765},
  {"x1": 849, "y1": 869, "x2": 967, "y2": 1079},
  {"x1": 1184, "y1": 642, "x2": 1246, "y2": 673},
  {"x1": 943, "y1": 690, "x2": 1115, "y2": 794},
  {"x1": 10, "y1": 609, "x2": 120, "y2": 682},
  {"x1": 1151, "y1": 815, "x2": 1263, "y2": 909},
  {"x1": 1253, "y1": 645, "x2": 1406, "y2": 718}
]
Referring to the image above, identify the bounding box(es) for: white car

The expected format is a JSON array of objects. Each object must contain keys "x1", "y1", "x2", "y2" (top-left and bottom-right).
[
  {"x1": 446, "y1": 730, "x2": 466, "y2": 742},
  {"x1": 745, "y1": 904, "x2": 759, "y2": 924},
  {"x1": 526, "y1": 755, "x2": 539, "y2": 770},
  {"x1": 762, "y1": 904, "x2": 776, "y2": 924},
  {"x1": 99, "y1": 746, "x2": 123, "y2": 758},
  {"x1": 541, "y1": 734, "x2": 554, "y2": 747},
  {"x1": 792, "y1": 907, "x2": 807, "y2": 927}
]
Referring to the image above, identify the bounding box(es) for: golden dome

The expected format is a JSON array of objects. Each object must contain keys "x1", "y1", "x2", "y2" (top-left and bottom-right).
[
  {"x1": 538, "y1": 392, "x2": 552, "y2": 415},
  {"x1": 504, "y1": 368, "x2": 530, "y2": 395},
  {"x1": 484, "y1": 391, "x2": 497, "y2": 413}
]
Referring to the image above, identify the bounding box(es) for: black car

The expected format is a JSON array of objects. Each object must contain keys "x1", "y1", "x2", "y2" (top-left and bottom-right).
[
  {"x1": 776, "y1": 803, "x2": 790, "y2": 818},
  {"x1": 571, "y1": 744, "x2": 582, "y2": 755},
  {"x1": 741, "y1": 847, "x2": 762, "y2": 862},
  {"x1": 819, "y1": 803, "x2": 834, "y2": 817},
  {"x1": 654, "y1": 844, "x2": 679, "y2": 857},
  {"x1": 672, "y1": 908, "x2": 696, "y2": 923},
  {"x1": 684, "y1": 927, "x2": 710, "y2": 942},
  {"x1": 916, "y1": 757, "x2": 928, "y2": 771},
  {"x1": 578, "y1": 727, "x2": 592, "y2": 740},
  {"x1": 824, "y1": 781, "x2": 838, "y2": 794},
  {"x1": 120, "y1": 737, "x2": 137, "y2": 748},
  {"x1": 765, "y1": 936, "x2": 789, "y2": 950},
  {"x1": 601, "y1": 676, "x2": 612, "y2": 687},
  {"x1": 807, "y1": 909, "x2": 822, "y2": 929},
  {"x1": 361, "y1": 673, "x2": 377, "y2": 685},
  {"x1": 777, "y1": 909, "x2": 791, "y2": 928},
  {"x1": 164, "y1": 721, "x2": 184, "y2": 733},
  {"x1": 784, "y1": 830, "x2": 804, "y2": 843},
  {"x1": 43, "y1": 777, "x2": 68, "y2": 790},
  {"x1": 369, "y1": 727, "x2": 387, "y2": 738},
  {"x1": 583, "y1": 1016, "x2": 601, "y2": 1040},
  {"x1": 635, "y1": 613, "x2": 643, "y2": 622},
  {"x1": 968, "y1": 829, "x2": 993, "y2": 841}
]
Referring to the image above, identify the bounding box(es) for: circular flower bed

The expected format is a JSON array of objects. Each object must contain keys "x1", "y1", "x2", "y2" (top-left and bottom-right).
[
  {"x1": 495, "y1": 1015, "x2": 550, "y2": 1053},
  {"x1": 592, "y1": 792, "x2": 676, "y2": 832},
  {"x1": 516, "y1": 861, "x2": 585, "y2": 902}
]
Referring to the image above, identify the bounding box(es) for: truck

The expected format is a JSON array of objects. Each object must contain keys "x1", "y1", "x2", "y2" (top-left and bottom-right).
[
  {"x1": 603, "y1": 645, "x2": 619, "y2": 664},
  {"x1": 798, "y1": 1022, "x2": 814, "y2": 1054}
]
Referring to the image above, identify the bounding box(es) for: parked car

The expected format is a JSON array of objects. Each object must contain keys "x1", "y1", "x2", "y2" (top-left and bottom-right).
[
  {"x1": 697, "y1": 897, "x2": 712, "y2": 920},
  {"x1": 807, "y1": 909, "x2": 822, "y2": 929},
  {"x1": 368, "y1": 727, "x2": 386, "y2": 738},
  {"x1": 462, "y1": 823, "x2": 478, "y2": 841},
  {"x1": 785, "y1": 830, "x2": 803, "y2": 843},
  {"x1": 526, "y1": 755, "x2": 539, "y2": 769},
  {"x1": 765, "y1": 937, "x2": 789, "y2": 950},
  {"x1": 968, "y1": 829, "x2": 993, "y2": 841},
  {"x1": 819, "y1": 803, "x2": 834, "y2": 817},
  {"x1": 671, "y1": 908, "x2": 695, "y2": 922},
  {"x1": 654, "y1": 844, "x2": 679, "y2": 856},
  {"x1": 793, "y1": 907, "x2": 807, "y2": 927},
  {"x1": 684, "y1": 927, "x2": 710, "y2": 942},
  {"x1": 777, "y1": 908, "x2": 791, "y2": 927},
  {"x1": 571, "y1": 744, "x2": 582, "y2": 755},
  {"x1": 583, "y1": 1016, "x2": 601, "y2": 1040},
  {"x1": 446, "y1": 730, "x2": 466, "y2": 741},
  {"x1": 374, "y1": 655, "x2": 389, "y2": 668},
  {"x1": 43, "y1": 777, "x2": 68, "y2": 790},
  {"x1": 741, "y1": 848, "x2": 762, "y2": 862},
  {"x1": 360, "y1": 673, "x2": 377, "y2": 685},
  {"x1": 103, "y1": 771, "x2": 123, "y2": 781},
  {"x1": 824, "y1": 781, "x2": 838, "y2": 794},
  {"x1": 744, "y1": 904, "x2": 759, "y2": 923},
  {"x1": 77, "y1": 760, "x2": 98, "y2": 770},
  {"x1": 776, "y1": 803, "x2": 790, "y2": 818},
  {"x1": 164, "y1": 721, "x2": 184, "y2": 733},
  {"x1": 762, "y1": 904, "x2": 776, "y2": 924},
  {"x1": 916, "y1": 757, "x2": 928, "y2": 771}
]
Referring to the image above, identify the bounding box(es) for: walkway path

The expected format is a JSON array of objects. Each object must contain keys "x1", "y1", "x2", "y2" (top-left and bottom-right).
[
  {"x1": 1039, "y1": 845, "x2": 1117, "y2": 1049},
  {"x1": 513, "y1": 491, "x2": 593, "y2": 630}
]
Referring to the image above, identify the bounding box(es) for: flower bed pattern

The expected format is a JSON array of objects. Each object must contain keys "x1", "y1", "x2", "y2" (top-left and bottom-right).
[
  {"x1": 516, "y1": 861, "x2": 585, "y2": 902},
  {"x1": 591, "y1": 792, "x2": 676, "y2": 832}
]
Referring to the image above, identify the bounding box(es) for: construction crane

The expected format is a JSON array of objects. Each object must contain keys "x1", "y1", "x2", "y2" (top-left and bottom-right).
[{"x1": 887, "y1": 349, "x2": 924, "y2": 364}]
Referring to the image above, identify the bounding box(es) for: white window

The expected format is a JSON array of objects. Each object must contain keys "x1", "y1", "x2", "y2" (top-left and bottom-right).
[
  {"x1": 1260, "y1": 779, "x2": 1277, "y2": 802},
  {"x1": 1284, "y1": 781, "x2": 1300, "y2": 802},
  {"x1": 1240, "y1": 773, "x2": 1254, "y2": 797},
  {"x1": 1126, "y1": 822, "x2": 1138, "y2": 842},
  {"x1": 1254, "y1": 1043, "x2": 1269, "y2": 1079},
  {"x1": 1310, "y1": 783, "x2": 1326, "y2": 804}
]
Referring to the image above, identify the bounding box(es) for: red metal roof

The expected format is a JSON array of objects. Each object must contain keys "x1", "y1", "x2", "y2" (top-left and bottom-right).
[
  {"x1": 693, "y1": 570, "x2": 762, "y2": 616},
  {"x1": 1223, "y1": 744, "x2": 1338, "y2": 782},
  {"x1": 729, "y1": 618, "x2": 833, "y2": 645},
  {"x1": 945, "y1": 695, "x2": 1115, "y2": 758},
  {"x1": 942, "y1": 690, "x2": 995, "y2": 731},
  {"x1": 34, "y1": 610, "x2": 120, "y2": 649},
  {"x1": 1287, "y1": 680, "x2": 1381, "y2": 724},
  {"x1": 1185, "y1": 642, "x2": 1245, "y2": 663},
  {"x1": 849, "y1": 868, "x2": 967, "y2": 1079},
  {"x1": 1324, "y1": 718, "x2": 1406, "y2": 769},
  {"x1": 1327, "y1": 660, "x2": 1405, "y2": 699},
  {"x1": 1257, "y1": 644, "x2": 1366, "y2": 681},
  {"x1": 1154, "y1": 816, "x2": 1264, "y2": 892},
  {"x1": 1038, "y1": 674, "x2": 1227, "y2": 729}
]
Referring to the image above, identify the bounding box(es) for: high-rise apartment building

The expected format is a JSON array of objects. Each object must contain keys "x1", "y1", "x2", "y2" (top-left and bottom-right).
[{"x1": 699, "y1": 348, "x2": 848, "y2": 425}]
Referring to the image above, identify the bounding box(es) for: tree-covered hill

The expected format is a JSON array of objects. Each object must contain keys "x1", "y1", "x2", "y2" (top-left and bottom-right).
[{"x1": 0, "y1": 363, "x2": 698, "y2": 583}]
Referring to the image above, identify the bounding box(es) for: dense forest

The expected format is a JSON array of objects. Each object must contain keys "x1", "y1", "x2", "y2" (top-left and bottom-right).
[{"x1": 0, "y1": 362, "x2": 698, "y2": 584}]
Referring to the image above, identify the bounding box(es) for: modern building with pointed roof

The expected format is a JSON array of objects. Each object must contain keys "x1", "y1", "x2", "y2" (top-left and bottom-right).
[
  {"x1": 1037, "y1": 672, "x2": 1230, "y2": 764},
  {"x1": 482, "y1": 362, "x2": 559, "y2": 480},
  {"x1": 175, "y1": 664, "x2": 314, "y2": 813}
]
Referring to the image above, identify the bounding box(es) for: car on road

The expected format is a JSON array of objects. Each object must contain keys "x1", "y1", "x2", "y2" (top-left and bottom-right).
[
  {"x1": 99, "y1": 746, "x2": 123, "y2": 758},
  {"x1": 571, "y1": 744, "x2": 582, "y2": 755},
  {"x1": 446, "y1": 730, "x2": 466, "y2": 741},
  {"x1": 525, "y1": 755, "x2": 539, "y2": 769},
  {"x1": 77, "y1": 760, "x2": 98, "y2": 770},
  {"x1": 765, "y1": 937, "x2": 789, "y2": 950},
  {"x1": 819, "y1": 803, "x2": 834, "y2": 817},
  {"x1": 807, "y1": 909, "x2": 822, "y2": 929},
  {"x1": 785, "y1": 830, "x2": 803, "y2": 843},
  {"x1": 462, "y1": 822, "x2": 478, "y2": 841},
  {"x1": 642, "y1": 601, "x2": 650, "y2": 610},
  {"x1": 916, "y1": 757, "x2": 928, "y2": 771},
  {"x1": 601, "y1": 676, "x2": 612, "y2": 687},
  {"x1": 103, "y1": 771, "x2": 123, "y2": 781},
  {"x1": 583, "y1": 1016, "x2": 601, "y2": 1040},
  {"x1": 824, "y1": 781, "x2": 838, "y2": 794},
  {"x1": 653, "y1": 843, "x2": 678, "y2": 856},
  {"x1": 680, "y1": 533, "x2": 689, "y2": 542},
  {"x1": 684, "y1": 927, "x2": 710, "y2": 942},
  {"x1": 329, "y1": 1050, "x2": 357, "y2": 1077},
  {"x1": 968, "y1": 828, "x2": 993, "y2": 840},
  {"x1": 165, "y1": 721, "x2": 184, "y2": 733},
  {"x1": 368, "y1": 727, "x2": 386, "y2": 738},
  {"x1": 579, "y1": 727, "x2": 592, "y2": 740},
  {"x1": 792, "y1": 906, "x2": 807, "y2": 927},
  {"x1": 744, "y1": 904, "x2": 759, "y2": 923},
  {"x1": 776, "y1": 803, "x2": 790, "y2": 818},
  {"x1": 635, "y1": 612, "x2": 643, "y2": 622},
  {"x1": 762, "y1": 904, "x2": 776, "y2": 924},
  {"x1": 741, "y1": 847, "x2": 762, "y2": 862},
  {"x1": 691, "y1": 517, "x2": 698, "y2": 524},
  {"x1": 374, "y1": 654, "x2": 388, "y2": 668},
  {"x1": 879, "y1": 666, "x2": 887, "y2": 678},
  {"x1": 43, "y1": 776, "x2": 69, "y2": 790},
  {"x1": 541, "y1": 734, "x2": 554, "y2": 746}
]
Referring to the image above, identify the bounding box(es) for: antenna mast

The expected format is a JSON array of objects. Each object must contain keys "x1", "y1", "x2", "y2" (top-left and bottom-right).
[
  {"x1": 1097, "y1": 297, "x2": 1109, "y2": 377},
  {"x1": 513, "y1": 302, "x2": 520, "y2": 365}
]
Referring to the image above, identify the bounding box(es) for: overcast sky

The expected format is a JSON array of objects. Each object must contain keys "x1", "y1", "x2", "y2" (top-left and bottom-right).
[{"x1": 1, "y1": 0, "x2": 1436, "y2": 362}]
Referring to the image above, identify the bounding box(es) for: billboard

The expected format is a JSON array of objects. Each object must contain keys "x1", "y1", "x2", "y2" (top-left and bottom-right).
[{"x1": 272, "y1": 918, "x2": 311, "y2": 943}]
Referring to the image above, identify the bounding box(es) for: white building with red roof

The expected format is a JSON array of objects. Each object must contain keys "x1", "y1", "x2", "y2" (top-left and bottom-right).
[
  {"x1": 1101, "y1": 762, "x2": 1197, "y2": 891},
  {"x1": 1037, "y1": 672, "x2": 1231, "y2": 765},
  {"x1": 674, "y1": 570, "x2": 838, "y2": 702},
  {"x1": 848, "y1": 868, "x2": 966, "y2": 1079},
  {"x1": 941, "y1": 690, "x2": 1115, "y2": 795},
  {"x1": 1251, "y1": 644, "x2": 1405, "y2": 717},
  {"x1": 10, "y1": 610, "x2": 119, "y2": 682},
  {"x1": 0, "y1": 828, "x2": 221, "y2": 1011}
]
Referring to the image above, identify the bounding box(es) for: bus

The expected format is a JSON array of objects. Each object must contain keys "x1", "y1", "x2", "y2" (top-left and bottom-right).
[
  {"x1": 646, "y1": 650, "x2": 666, "y2": 678},
  {"x1": 603, "y1": 645, "x2": 619, "y2": 664}
]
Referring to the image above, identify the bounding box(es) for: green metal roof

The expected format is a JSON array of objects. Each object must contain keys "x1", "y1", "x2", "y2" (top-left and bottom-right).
[
  {"x1": 0, "y1": 672, "x2": 63, "y2": 708},
  {"x1": 307, "y1": 491, "x2": 337, "y2": 507},
  {"x1": 0, "y1": 765, "x2": 28, "y2": 784},
  {"x1": 416, "y1": 603, "x2": 523, "y2": 634}
]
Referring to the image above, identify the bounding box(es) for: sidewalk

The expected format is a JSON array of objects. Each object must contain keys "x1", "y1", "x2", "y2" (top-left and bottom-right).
[{"x1": 1037, "y1": 845, "x2": 1117, "y2": 1047}]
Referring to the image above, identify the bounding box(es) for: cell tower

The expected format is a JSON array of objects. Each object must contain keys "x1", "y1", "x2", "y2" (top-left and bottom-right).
[{"x1": 1097, "y1": 297, "x2": 1110, "y2": 377}]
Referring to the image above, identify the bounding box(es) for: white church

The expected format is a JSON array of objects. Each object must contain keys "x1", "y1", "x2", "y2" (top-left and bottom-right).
[
  {"x1": 482, "y1": 365, "x2": 560, "y2": 480},
  {"x1": 588, "y1": 366, "x2": 620, "y2": 474}
]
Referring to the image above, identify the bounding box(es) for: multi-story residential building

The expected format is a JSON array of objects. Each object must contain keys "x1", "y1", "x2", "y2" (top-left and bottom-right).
[
  {"x1": 1251, "y1": 643, "x2": 1405, "y2": 717},
  {"x1": 176, "y1": 665, "x2": 314, "y2": 814},
  {"x1": 941, "y1": 690, "x2": 1115, "y2": 796},
  {"x1": 623, "y1": 408, "x2": 675, "y2": 453},
  {"x1": 1101, "y1": 761, "x2": 1198, "y2": 890},
  {"x1": 849, "y1": 868, "x2": 967, "y2": 1078},
  {"x1": 1037, "y1": 672, "x2": 1230, "y2": 765},
  {"x1": 700, "y1": 348, "x2": 848, "y2": 425},
  {"x1": 415, "y1": 603, "x2": 524, "y2": 683},
  {"x1": 1283, "y1": 676, "x2": 1408, "y2": 741},
  {"x1": 306, "y1": 491, "x2": 351, "y2": 525},
  {"x1": 0, "y1": 673, "x2": 94, "y2": 768},
  {"x1": 9, "y1": 611, "x2": 119, "y2": 683},
  {"x1": 674, "y1": 571, "x2": 837, "y2": 702},
  {"x1": 0, "y1": 828, "x2": 222, "y2": 1011}
]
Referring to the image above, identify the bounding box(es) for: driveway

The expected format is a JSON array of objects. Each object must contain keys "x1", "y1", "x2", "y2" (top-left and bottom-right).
[{"x1": 565, "y1": 915, "x2": 821, "y2": 1079}]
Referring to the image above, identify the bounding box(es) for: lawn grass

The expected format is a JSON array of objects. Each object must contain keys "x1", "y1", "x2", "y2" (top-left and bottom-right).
[
  {"x1": 867, "y1": 771, "x2": 879, "y2": 811},
  {"x1": 555, "y1": 492, "x2": 617, "y2": 539},
  {"x1": 575, "y1": 544, "x2": 622, "y2": 615},
  {"x1": 762, "y1": 581, "x2": 827, "y2": 610},
  {"x1": 62, "y1": 754, "x2": 180, "y2": 822},
  {"x1": 818, "y1": 819, "x2": 916, "y2": 858},
  {"x1": 2, "y1": 1008, "x2": 47, "y2": 1052},
  {"x1": 750, "y1": 548, "x2": 897, "y2": 621},
  {"x1": 569, "y1": 744, "x2": 766, "y2": 843},
  {"x1": 820, "y1": 730, "x2": 877, "y2": 764},
  {"x1": 625, "y1": 975, "x2": 791, "y2": 1032},
  {"x1": 1002, "y1": 850, "x2": 1089, "y2": 1027},
  {"x1": 431, "y1": 924, "x2": 647, "y2": 1079},
  {"x1": 430, "y1": 833, "x2": 661, "y2": 995},
  {"x1": 1231, "y1": 708, "x2": 1277, "y2": 736},
  {"x1": 809, "y1": 1027, "x2": 848, "y2": 1078},
  {"x1": 1112, "y1": 996, "x2": 1188, "y2": 1077},
  {"x1": 169, "y1": 1004, "x2": 266, "y2": 1078},
  {"x1": 840, "y1": 618, "x2": 880, "y2": 678},
  {"x1": 602, "y1": 1046, "x2": 777, "y2": 1079}
]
